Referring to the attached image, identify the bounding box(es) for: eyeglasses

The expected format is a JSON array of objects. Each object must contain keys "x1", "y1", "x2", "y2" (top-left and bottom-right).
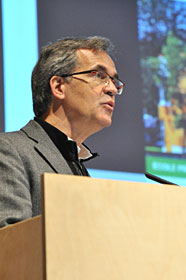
[{"x1": 61, "y1": 69, "x2": 125, "y2": 95}]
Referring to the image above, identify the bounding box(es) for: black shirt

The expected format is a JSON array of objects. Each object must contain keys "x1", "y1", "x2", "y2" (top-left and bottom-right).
[{"x1": 34, "y1": 117, "x2": 98, "y2": 176}]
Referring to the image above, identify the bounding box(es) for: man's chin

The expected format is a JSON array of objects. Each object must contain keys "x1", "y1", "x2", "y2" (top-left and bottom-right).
[
  {"x1": 98, "y1": 116, "x2": 112, "y2": 128},
  {"x1": 88, "y1": 118, "x2": 112, "y2": 137}
]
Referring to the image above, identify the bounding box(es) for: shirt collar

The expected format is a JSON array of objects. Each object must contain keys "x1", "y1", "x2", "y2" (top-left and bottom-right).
[{"x1": 67, "y1": 136, "x2": 92, "y2": 160}]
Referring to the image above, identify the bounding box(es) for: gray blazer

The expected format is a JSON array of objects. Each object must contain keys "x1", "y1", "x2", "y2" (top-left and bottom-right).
[{"x1": 0, "y1": 120, "x2": 73, "y2": 227}]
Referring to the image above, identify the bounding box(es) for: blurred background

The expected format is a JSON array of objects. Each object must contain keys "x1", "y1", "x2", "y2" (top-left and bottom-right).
[{"x1": 1, "y1": 0, "x2": 186, "y2": 186}]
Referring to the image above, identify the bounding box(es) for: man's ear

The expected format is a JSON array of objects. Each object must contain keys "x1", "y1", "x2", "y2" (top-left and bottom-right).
[{"x1": 49, "y1": 76, "x2": 66, "y2": 100}]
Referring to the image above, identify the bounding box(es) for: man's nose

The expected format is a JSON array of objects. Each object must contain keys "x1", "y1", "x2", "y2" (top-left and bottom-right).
[{"x1": 103, "y1": 79, "x2": 118, "y2": 96}]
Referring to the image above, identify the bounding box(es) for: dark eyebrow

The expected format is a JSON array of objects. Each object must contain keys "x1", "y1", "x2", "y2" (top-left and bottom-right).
[{"x1": 95, "y1": 64, "x2": 119, "y2": 79}]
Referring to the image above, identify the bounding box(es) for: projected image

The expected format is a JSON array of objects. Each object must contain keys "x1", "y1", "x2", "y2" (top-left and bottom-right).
[{"x1": 137, "y1": 0, "x2": 186, "y2": 177}]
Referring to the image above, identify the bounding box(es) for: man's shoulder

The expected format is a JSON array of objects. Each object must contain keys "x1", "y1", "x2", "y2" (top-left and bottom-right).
[
  {"x1": 0, "y1": 128, "x2": 23, "y2": 141},
  {"x1": 0, "y1": 120, "x2": 43, "y2": 144},
  {"x1": 0, "y1": 120, "x2": 51, "y2": 160}
]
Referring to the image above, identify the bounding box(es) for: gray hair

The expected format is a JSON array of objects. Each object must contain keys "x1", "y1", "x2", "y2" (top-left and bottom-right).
[{"x1": 31, "y1": 36, "x2": 114, "y2": 117}]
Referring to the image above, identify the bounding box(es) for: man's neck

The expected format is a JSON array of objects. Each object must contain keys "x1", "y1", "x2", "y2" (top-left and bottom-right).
[{"x1": 42, "y1": 114, "x2": 92, "y2": 146}]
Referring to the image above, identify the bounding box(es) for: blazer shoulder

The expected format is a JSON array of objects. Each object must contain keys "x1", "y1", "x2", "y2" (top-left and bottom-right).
[{"x1": 0, "y1": 120, "x2": 44, "y2": 147}]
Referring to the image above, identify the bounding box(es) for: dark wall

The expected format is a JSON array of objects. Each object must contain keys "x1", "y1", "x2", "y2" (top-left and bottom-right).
[{"x1": 37, "y1": 0, "x2": 145, "y2": 173}]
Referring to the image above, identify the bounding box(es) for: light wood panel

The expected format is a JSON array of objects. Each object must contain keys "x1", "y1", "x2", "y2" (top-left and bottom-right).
[
  {"x1": 42, "y1": 174, "x2": 186, "y2": 280},
  {"x1": 0, "y1": 216, "x2": 43, "y2": 280}
]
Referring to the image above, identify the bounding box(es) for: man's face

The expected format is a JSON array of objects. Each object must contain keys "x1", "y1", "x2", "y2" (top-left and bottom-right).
[{"x1": 63, "y1": 49, "x2": 118, "y2": 135}]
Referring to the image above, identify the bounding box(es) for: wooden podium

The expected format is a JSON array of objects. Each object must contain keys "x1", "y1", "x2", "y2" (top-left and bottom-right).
[{"x1": 1, "y1": 173, "x2": 186, "y2": 279}]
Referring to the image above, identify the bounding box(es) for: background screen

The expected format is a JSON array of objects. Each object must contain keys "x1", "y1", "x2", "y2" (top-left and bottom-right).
[{"x1": 137, "y1": 0, "x2": 186, "y2": 179}]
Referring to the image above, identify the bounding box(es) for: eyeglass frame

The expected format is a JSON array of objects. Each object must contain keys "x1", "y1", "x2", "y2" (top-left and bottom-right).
[{"x1": 60, "y1": 69, "x2": 125, "y2": 95}]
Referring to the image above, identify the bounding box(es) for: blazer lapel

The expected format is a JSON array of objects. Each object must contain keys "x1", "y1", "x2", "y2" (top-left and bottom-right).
[{"x1": 21, "y1": 120, "x2": 73, "y2": 174}]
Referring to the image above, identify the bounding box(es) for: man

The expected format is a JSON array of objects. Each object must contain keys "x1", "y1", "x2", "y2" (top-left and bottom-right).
[{"x1": 0, "y1": 36, "x2": 124, "y2": 227}]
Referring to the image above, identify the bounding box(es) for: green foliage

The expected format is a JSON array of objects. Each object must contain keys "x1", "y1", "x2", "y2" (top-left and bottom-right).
[
  {"x1": 138, "y1": 0, "x2": 186, "y2": 118},
  {"x1": 162, "y1": 32, "x2": 186, "y2": 99}
]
